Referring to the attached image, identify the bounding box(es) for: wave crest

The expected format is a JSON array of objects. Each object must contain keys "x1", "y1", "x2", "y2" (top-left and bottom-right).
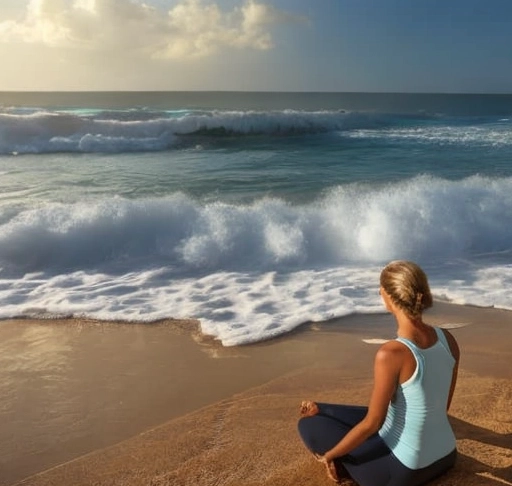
[
  {"x1": 1, "y1": 175, "x2": 512, "y2": 344},
  {"x1": 0, "y1": 108, "x2": 385, "y2": 154},
  {"x1": 1, "y1": 175, "x2": 511, "y2": 275}
]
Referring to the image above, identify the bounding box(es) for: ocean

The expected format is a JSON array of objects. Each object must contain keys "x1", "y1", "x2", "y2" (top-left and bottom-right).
[{"x1": 1, "y1": 91, "x2": 512, "y2": 346}]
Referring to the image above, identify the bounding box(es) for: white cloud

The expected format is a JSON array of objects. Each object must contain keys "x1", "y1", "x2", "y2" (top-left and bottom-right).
[{"x1": 0, "y1": 0, "x2": 307, "y2": 59}]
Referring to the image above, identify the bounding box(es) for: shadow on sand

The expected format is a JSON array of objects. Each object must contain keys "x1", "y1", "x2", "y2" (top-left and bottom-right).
[{"x1": 431, "y1": 416, "x2": 512, "y2": 486}]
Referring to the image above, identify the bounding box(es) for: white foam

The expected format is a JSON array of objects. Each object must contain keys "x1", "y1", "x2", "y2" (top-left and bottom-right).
[
  {"x1": 345, "y1": 122, "x2": 512, "y2": 147},
  {"x1": 1, "y1": 176, "x2": 512, "y2": 345},
  {"x1": 0, "y1": 108, "x2": 382, "y2": 154},
  {"x1": 0, "y1": 259, "x2": 511, "y2": 346},
  {"x1": 2, "y1": 107, "x2": 510, "y2": 154},
  {"x1": 0, "y1": 266, "x2": 384, "y2": 345},
  {"x1": 2, "y1": 175, "x2": 512, "y2": 273}
]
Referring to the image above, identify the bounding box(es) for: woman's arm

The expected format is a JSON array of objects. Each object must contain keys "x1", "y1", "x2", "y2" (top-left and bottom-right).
[
  {"x1": 442, "y1": 329, "x2": 460, "y2": 411},
  {"x1": 322, "y1": 342, "x2": 403, "y2": 462}
]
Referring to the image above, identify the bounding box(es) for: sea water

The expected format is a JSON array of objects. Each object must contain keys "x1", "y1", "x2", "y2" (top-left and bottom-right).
[{"x1": 1, "y1": 92, "x2": 511, "y2": 345}]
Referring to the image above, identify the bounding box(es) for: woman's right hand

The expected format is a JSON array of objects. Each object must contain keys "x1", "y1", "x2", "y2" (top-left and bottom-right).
[
  {"x1": 300, "y1": 400, "x2": 319, "y2": 417},
  {"x1": 315, "y1": 454, "x2": 340, "y2": 483}
]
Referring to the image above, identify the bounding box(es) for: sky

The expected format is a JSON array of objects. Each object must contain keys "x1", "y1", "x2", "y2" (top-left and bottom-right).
[{"x1": 1, "y1": 0, "x2": 511, "y2": 92}]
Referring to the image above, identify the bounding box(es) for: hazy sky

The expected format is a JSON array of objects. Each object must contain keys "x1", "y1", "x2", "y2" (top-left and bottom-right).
[{"x1": 1, "y1": 0, "x2": 511, "y2": 92}]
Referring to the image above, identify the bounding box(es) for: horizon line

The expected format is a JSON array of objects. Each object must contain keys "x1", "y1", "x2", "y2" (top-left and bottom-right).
[{"x1": 1, "y1": 90, "x2": 512, "y2": 96}]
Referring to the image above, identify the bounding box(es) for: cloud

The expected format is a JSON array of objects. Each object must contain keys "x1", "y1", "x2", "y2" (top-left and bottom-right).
[{"x1": 0, "y1": 0, "x2": 307, "y2": 59}]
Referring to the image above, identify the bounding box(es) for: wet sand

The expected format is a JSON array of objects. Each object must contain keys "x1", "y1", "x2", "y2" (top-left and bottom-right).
[{"x1": 2, "y1": 301, "x2": 511, "y2": 486}]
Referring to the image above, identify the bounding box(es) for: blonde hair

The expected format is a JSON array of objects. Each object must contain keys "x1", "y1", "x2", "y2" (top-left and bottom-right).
[{"x1": 380, "y1": 260, "x2": 433, "y2": 318}]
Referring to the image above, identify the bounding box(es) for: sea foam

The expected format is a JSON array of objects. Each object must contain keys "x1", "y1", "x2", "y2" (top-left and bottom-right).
[
  {"x1": 2, "y1": 107, "x2": 509, "y2": 154},
  {"x1": 1, "y1": 175, "x2": 512, "y2": 345},
  {"x1": 0, "y1": 108, "x2": 401, "y2": 154},
  {"x1": 2, "y1": 175, "x2": 511, "y2": 274}
]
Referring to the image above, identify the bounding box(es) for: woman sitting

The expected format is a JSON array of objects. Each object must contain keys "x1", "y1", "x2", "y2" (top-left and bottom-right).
[{"x1": 298, "y1": 260, "x2": 460, "y2": 486}]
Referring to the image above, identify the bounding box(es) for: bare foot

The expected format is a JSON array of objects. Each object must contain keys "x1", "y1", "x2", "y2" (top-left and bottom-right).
[{"x1": 300, "y1": 400, "x2": 319, "y2": 417}]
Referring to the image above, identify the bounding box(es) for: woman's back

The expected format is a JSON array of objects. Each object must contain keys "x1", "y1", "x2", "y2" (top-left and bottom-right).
[
  {"x1": 298, "y1": 261, "x2": 460, "y2": 486},
  {"x1": 378, "y1": 327, "x2": 457, "y2": 469}
]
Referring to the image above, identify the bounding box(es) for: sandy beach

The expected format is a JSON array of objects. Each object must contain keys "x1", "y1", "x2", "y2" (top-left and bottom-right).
[{"x1": 1, "y1": 301, "x2": 511, "y2": 486}]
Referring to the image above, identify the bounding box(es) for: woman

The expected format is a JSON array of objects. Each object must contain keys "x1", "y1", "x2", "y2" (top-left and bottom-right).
[{"x1": 298, "y1": 261, "x2": 460, "y2": 486}]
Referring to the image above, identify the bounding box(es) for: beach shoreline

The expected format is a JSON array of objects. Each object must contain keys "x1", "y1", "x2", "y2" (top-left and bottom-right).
[{"x1": 2, "y1": 301, "x2": 511, "y2": 486}]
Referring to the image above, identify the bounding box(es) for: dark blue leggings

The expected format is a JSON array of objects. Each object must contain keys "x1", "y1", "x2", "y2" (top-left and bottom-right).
[{"x1": 298, "y1": 403, "x2": 456, "y2": 486}]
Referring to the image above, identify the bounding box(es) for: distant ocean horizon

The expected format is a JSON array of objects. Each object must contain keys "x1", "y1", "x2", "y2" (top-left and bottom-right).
[
  {"x1": 2, "y1": 90, "x2": 512, "y2": 111},
  {"x1": 1, "y1": 91, "x2": 512, "y2": 345}
]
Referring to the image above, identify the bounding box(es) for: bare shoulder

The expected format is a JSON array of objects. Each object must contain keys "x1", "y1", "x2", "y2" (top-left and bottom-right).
[
  {"x1": 378, "y1": 339, "x2": 409, "y2": 354},
  {"x1": 375, "y1": 340, "x2": 409, "y2": 365}
]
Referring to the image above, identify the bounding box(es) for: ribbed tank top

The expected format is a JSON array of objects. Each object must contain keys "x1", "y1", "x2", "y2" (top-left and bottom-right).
[{"x1": 378, "y1": 327, "x2": 456, "y2": 469}]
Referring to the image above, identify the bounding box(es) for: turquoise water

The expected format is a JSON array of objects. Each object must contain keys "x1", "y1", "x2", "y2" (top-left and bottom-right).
[{"x1": 1, "y1": 92, "x2": 512, "y2": 345}]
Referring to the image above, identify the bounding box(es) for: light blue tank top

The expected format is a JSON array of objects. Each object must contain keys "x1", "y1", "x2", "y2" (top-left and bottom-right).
[{"x1": 378, "y1": 327, "x2": 456, "y2": 469}]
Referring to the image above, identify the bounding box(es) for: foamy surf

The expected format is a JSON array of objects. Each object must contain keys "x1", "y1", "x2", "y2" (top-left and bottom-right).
[
  {"x1": 2, "y1": 106, "x2": 510, "y2": 154},
  {"x1": 1, "y1": 92, "x2": 512, "y2": 345},
  {"x1": 0, "y1": 108, "x2": 366, "y2": 154},
  {"x1": 1, "y1": 176, "x2": 512, "y2": 345}
]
